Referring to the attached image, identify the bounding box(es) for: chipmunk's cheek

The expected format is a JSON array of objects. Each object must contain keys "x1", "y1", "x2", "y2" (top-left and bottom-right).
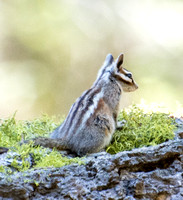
[
  {"x1": 121, "y1": 83, "x2": 131, "y2": 92},
  {"x1": 123, "y1": 85, "x2": 137, "y2": 92},
  {"x1": 123, "y1": 81, "x2": 138, "y2": 92},
  {"x1": 122, "y1": 87, "x2": 130, "y2": 92}
]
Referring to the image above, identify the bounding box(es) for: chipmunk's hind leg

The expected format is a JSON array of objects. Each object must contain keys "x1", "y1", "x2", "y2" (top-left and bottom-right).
[{"x1": 70, "y1": 129, "x2": 105, "y2": 156}]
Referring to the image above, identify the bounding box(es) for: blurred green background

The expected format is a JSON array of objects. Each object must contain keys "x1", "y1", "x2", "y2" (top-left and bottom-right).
[{"x1": 0, "y1": 0, "x2": 183, "y2": 119}]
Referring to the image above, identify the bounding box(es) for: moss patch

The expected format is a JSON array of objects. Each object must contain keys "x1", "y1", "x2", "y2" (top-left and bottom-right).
[
  {"x1": 0, "y1": 114, "x2": 59, "y2": 147},
  {"x1": 0, "y1": 114, "x2": 84, "y2": 173},
  {"x1": 106, "y1": 105, "x2": 176, "y2": 154},
  {"x1": 0, "y1": 104, "x2": 177, "y2": 173}
]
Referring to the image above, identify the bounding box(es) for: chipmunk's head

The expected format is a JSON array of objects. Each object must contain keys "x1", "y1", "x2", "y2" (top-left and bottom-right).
[
  {"x1": 96, "y1": 53, "x2": 138, "y2": 92},
  {"x1": 110, "y1": 53, "x2": 138, "y2": 92}
]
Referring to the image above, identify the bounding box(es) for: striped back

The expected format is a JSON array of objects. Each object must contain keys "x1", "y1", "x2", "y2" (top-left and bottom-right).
[{"x1": 50, "y1": 53, "x2": 138, "y2": 140}]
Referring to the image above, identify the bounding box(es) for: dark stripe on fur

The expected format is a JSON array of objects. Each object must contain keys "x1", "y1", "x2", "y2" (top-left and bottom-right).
[
  {"x1": 67, "y1": 88, "x2": 92, "y2": 128},
  {"x1": 72, "y1": 88, "x2": 101, "y2": 134},
  {"x1": 113, "y1": 74, "x2": 131, "y2": 84}
]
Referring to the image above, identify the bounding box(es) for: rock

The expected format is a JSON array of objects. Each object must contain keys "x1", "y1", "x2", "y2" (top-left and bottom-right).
[
  {"x1": 0, "y1": 137, "x2": 183, "y2": 200},
  {"x1": 0, "y1": 121, "x2": 183, "y2": 200},
  {"x1": 0, "y1": 147, "x2": 8, "y2": 154}
]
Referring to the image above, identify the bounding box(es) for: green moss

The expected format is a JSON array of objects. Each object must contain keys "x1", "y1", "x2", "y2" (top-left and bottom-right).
[
  {"x1": 0, "y1": 114, "x2": 60, "y2": 147},
  {"x1": 0, "y1": 165, "x2": 13, "y2": 174},
  {"x1": 0, "y1": 114, "x2": 84, "y2": 173},
  {"x1": 0, "y1": 104, "x2": 177, "y2": 173},
  {"x1": 106, "y1": 105, "x2": 176, "y2": 154},
  {"x1": 0, "y1": 165, "x2": 5, "y2": 173},
  {"x1": 35, "y1": 149, "x2": 84, "y2": 168}
]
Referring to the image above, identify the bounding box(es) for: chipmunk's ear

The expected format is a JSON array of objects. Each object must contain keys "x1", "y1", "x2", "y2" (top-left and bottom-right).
[
  {"x1": 116, "y1": 53, "x2": 124, "y2": 69},
  {"x1": 105, "y1": 54, "x2": 114, "y2": 65},
  {"x1": 96, "y1": 53, "x2": 114, "y2": 80}
]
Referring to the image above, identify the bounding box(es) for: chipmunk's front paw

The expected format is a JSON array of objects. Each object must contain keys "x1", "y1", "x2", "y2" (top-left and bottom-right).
[{"x1": 117, "y1": 120, "x2": 126, "y2": 129}]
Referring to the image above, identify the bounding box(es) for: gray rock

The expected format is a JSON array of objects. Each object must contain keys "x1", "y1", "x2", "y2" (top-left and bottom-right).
[
  {"x1": 1, "y1": 121, "x2": 183, "y2": 200},
  {"x1": 0, "y1": 137, "x2": 182, "y2": 200}
]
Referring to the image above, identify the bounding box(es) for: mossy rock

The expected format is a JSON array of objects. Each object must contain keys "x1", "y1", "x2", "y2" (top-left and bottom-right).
[
  {"x1": 0, "y1": 115, "x2": 84, "y2": 173},
  {"x1": 0, "y1": 104, "x2": 176, "y2": 173}
]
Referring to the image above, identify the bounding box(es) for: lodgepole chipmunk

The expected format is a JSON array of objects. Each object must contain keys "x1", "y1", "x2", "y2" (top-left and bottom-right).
[{"x1": 33, "y1": 53, "x2": 138, "y2": 156}]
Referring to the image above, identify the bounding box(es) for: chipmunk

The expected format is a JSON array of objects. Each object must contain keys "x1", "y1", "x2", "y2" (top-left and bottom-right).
[{"x1": 33, "y1": 53, "x2": 138, "y2": 156}]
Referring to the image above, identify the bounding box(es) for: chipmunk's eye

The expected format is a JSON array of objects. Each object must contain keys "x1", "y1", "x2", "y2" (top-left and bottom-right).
[{"x1": 126, "y1": 73, "x2": 132, "y2": 79}]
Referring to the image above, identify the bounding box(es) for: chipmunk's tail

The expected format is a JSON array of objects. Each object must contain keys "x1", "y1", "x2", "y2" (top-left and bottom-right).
[{"x1": 32, "y1": 137, "x2": 69, "y2": 150}]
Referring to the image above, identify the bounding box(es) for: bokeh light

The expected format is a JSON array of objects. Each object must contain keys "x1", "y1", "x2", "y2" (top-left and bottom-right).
[{"x1": 0, "y1": 0, "x2": 183, "y2": 119}]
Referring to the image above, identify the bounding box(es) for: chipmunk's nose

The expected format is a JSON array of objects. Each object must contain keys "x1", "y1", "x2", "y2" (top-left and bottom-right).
[{"x1": 134, "y1": 82, "x2": 138, "y2": 89}]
